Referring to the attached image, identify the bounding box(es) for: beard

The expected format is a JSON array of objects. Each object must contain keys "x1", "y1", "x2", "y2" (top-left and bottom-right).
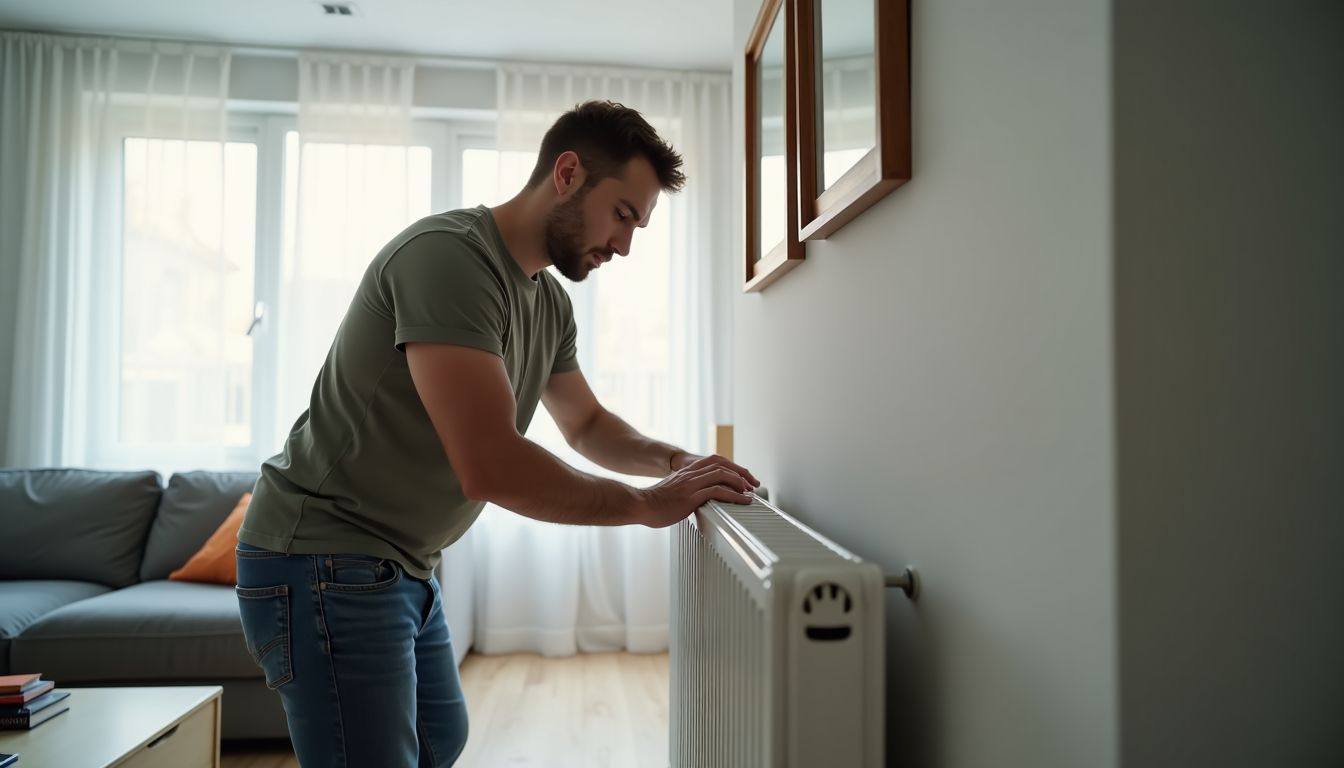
[{"x1": 544, "y1": 187, "x2": 606, "y2": 282}]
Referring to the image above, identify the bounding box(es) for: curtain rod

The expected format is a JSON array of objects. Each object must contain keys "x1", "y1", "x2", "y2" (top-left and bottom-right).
[
  {"x1": 0, "y1": 26, "x2": 731, "y2": 76},
  {"x1": 0, "y1": 26, "x2": 493, "y2": 71}
]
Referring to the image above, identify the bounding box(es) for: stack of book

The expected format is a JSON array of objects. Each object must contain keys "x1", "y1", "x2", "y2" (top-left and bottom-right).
[{"x1": 0, "y1": 674, "x2": 69, "y2": 730}]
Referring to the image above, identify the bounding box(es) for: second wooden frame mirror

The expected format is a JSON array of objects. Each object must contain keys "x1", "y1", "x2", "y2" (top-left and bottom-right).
[{"x1": 796, "y1": 0, "x2": 911, "y2": 241}]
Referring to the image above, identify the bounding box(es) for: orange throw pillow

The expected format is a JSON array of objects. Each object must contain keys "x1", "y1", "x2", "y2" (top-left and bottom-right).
[{"x1": 169, "y1": 493, "x2": 251, "y2": 585}]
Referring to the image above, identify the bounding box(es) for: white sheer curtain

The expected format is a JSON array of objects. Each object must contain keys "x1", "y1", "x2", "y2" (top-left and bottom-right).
[
  {"x1": 1, "y1": 33, "x2": 233, "y2": 469},
  {"x1": 271, "y1": 53, "x2": 423, "y2": 447},
  {"x1": 469, "y1": 63, "x2": 732, "y2": 656}
]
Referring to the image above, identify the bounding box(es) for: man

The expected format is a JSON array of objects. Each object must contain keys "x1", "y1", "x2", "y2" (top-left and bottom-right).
[{"x1": 235, "y1": 100, "x2": 760, "y2": 767}]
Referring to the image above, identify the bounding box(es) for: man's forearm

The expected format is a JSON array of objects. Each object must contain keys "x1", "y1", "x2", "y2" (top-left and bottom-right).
[
  {"x1": 571, "y1": 409, "x2": 684, "y2": 478},
  {"x1": 471, "y1": 435, "x2": 645, "y2": 526}
]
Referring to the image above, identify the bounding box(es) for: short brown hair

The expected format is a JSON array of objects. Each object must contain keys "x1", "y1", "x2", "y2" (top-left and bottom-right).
[{"x1": 527, "y1": 100, "x2": 685, "y2": 192}]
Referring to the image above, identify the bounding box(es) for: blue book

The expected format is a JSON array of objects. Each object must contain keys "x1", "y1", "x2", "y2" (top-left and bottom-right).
[
  {"x1": 0, "y1": 690, "x2": 67, "y2": 716},
  {"x1": 0, "y1": 690, "x2": 70, "y2": 730}
]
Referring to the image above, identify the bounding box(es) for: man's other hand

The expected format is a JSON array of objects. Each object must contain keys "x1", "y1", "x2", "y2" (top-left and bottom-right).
[{"x1": 635, "y1": 454, "x2": 762, "y2": 528}]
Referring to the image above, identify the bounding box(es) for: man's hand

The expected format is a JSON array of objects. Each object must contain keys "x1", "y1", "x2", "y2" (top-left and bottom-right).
[{"x1": 635, "y1": 454, "x2": 762, "y2": 528}]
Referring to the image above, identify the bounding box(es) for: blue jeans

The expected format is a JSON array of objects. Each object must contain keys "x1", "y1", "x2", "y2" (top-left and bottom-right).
[{"x1": 235, "y1": 542, "x2": 468, "y2": 767}]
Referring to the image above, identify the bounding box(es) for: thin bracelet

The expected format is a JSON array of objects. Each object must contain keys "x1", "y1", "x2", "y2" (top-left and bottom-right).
[{"x1": 667, "y1": 449, "x2": 682, "y2": 472}]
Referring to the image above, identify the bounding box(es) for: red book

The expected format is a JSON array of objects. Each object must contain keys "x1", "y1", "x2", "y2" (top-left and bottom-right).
[
  {"x1": 0, "y1": 680, "x2": 53, "y2": 705},
  {"x1": 0, "y1": 673, "x2": 42, "y2": 695}
]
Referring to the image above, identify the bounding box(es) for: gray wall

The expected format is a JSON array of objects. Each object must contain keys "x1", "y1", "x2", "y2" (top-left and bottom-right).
[
  {"x1": 730, "y1": 0, "x2": 1116, "y2": 766},
  {"x1": 227, "y1": 52, "x2": 496, "y2": 113},
  {"x1": 1114, "y1": 2, "x2": 1344, "y2": 766}
]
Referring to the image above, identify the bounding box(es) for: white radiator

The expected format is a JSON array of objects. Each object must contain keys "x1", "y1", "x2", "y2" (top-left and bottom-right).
[{"x1": 670, "y1": 493, "x2": 885, "y2": 767}]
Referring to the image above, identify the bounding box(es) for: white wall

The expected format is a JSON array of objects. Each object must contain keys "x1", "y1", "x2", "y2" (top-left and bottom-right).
[
  {"x1": 730, "y1": 0, "x2": 1116, "y2": 765},
  {"x1": 731, "y1": 0, "x2": 1344, "y2": 764},
  {"x1": 1114, "y1": 2, "x2": 1344, "y2": 765}
]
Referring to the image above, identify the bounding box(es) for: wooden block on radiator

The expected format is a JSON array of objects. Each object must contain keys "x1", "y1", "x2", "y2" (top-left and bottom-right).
[{"x1": 709, "y1": 424, "x2": 734, "y2": 461}]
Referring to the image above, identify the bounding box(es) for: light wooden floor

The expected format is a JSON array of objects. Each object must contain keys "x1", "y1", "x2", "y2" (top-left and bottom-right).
[{"x1": 221, "y1": 651, "x2": 669, "y2": 768}]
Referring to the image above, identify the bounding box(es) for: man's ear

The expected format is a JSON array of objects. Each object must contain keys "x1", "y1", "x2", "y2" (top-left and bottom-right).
[{"x1": 552, "y1": 151, "x2": 587, "y2": 198}]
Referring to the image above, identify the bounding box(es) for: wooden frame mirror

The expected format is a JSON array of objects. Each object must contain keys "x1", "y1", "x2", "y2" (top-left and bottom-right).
[
  {"x1": 744, "y1": 0, "x2": 805, "y2": 292},
  {"x1": 796, "y1": 0, "x2": 910, "y2": 241}
]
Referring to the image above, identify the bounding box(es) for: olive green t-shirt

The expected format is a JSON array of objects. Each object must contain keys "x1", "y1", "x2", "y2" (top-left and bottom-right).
[{"x1": 239, "y1": 206, "x2": 579, "y2": 579}]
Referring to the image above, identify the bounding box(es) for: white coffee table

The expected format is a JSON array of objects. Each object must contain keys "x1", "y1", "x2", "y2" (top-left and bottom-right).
[{"x1": 0, "y1": 685, "x2": 221, "y2": 768}]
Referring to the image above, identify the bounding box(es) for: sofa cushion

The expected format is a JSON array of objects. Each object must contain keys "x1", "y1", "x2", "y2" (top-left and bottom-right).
[
  {"x1": 170, "y1": 493, "x2": 250, "y2": 585},
  {"x1": 0, "y1": 469, "x2": 162, "y2": 587},
  {"x1": 0, "y1": 580, "x2": 111, "y2": 674},
  {"x1": 10, "y1": 580, "x2": 259, "y2": 681},
  {"x1": 140, "y1": 471, "x2": 259, "y2": 581}
]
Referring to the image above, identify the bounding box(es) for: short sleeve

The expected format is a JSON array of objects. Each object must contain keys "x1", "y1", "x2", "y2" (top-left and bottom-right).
[
  {"x1": 381, "y1": 231, "x2": 508, "y2": 356},
  {"x1": 551, "y1": 286, "x2": 579, "y2": 374}
]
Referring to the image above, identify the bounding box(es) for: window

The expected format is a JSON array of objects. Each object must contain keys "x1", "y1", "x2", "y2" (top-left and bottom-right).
[
  {"x1": 120, "y1": 138, "x2": 257, "y2": 448},
  {"x1": 99, "y1": 115, "x2": 484, "y2": 473},
  {"x1": 273, "y1": 131, "x2": 435, "y2": 438},
  {"x1": 103, "y1": 122, "x2": 675, "y2": 476}
]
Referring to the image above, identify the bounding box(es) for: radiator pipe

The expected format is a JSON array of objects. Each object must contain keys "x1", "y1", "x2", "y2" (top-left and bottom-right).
[{"x1": 885, "y1": 567, "x2": 920, "y2": 600}]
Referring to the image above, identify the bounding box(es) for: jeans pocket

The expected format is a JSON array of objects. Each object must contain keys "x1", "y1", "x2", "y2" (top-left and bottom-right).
[
  {"x1": 322, "y1": 556, "x2": 402, "y2": 593},
  {"x1": 236, "y1": 584, "x2": 293, "y2": 690}
]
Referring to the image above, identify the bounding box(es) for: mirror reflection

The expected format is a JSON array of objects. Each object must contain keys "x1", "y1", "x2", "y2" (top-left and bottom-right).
[
  {"x1": 757, "y1": 11, "x2": 787, "y2": 262},
  {"x1": 818, "y1": 0, "x2": 876, "y2": 190}
]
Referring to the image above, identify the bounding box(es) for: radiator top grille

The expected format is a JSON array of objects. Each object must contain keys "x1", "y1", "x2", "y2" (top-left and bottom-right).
[{"x1": 700, "y1": 496, "x2": 865, "y2": 573}]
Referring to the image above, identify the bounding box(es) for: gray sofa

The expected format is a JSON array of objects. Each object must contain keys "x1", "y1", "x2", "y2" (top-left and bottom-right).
[{"x1": 0, "y1": 468, "x2": 475, "y2": 741}]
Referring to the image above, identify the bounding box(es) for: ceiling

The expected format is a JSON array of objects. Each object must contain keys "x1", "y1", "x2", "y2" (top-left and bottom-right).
[{"x1": 0, "y1": 0, "x2": 735, "y2": 71}]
